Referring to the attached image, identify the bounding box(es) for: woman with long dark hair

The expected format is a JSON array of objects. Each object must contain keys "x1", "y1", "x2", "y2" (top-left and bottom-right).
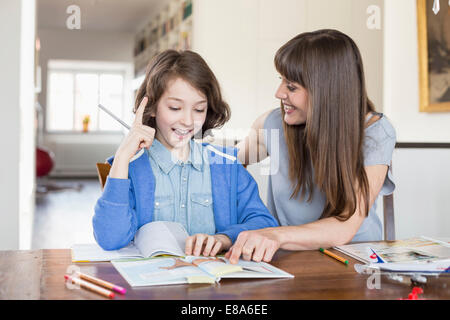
[{"x1": 226, "y1": 29, "x2": 396, "y2": 264}]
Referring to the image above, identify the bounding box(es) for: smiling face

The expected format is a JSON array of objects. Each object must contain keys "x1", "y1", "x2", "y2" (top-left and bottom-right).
[
  {"x1": 275, "y1": 76, "x2": 309, "y2": 126},
  {"x1": 153, "y1": 77, "x2": 208, "y2": 154}
]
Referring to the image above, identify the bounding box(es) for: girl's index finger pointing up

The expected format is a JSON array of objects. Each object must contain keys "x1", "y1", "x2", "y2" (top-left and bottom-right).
[{"x1": 134, "y1": 96, "x2": 148, "y2": 126}]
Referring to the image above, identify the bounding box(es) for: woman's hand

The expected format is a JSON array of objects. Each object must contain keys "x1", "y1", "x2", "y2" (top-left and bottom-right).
[
  {"x1": 185, "y1": 234, "x2": 232, "y2": 257},
  {"x1": 115, "y1": 96, "x2": 155, "y2": 162},
  {"x1": 224, "y1": 228, "x2": 281, "y2": 264}
]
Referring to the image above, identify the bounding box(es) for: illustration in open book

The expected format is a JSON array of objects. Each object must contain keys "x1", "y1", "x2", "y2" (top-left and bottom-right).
[{"x1": 111, "y1": 255, "x2": 293, "y2": 287}]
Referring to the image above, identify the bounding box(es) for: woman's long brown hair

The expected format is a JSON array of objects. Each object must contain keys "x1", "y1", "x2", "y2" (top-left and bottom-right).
[{"x1": 274, "y1": 29, "x2": 375, "y2": 221}]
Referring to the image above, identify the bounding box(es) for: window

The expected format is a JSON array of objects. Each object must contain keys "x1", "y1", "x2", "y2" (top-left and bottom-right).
[{"x1": 46, "y1": 61, "x2": 126, "y2": 132}]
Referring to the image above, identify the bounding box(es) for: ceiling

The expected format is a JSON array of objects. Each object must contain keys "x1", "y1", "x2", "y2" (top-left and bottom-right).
[{"x1": 37, "y1": 0, "x2": 170, "y2": 32}]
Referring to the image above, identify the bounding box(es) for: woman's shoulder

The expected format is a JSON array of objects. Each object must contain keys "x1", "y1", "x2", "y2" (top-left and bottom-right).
[
  {"x1": 365, "y1": 113, "x2": 396, "y2": 143},
  {"x1": 363, "y1": 113, "x2": 397, "y2": 164},
  {"x1": 244, "y1": 108, "x2": 280, "y2": 132},
  {"x1": 262, "y1": 108, "x2": 282, "y2": 130}
]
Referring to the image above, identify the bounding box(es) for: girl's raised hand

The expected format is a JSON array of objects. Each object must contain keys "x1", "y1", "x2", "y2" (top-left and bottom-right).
[{"x1": 115, "y1": 97, "x2": 156, "y2": 162}]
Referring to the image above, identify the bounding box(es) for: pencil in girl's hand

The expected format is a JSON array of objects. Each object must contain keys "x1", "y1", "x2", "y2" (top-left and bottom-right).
[
  {"x1": 98, "y1": 103, "x2": 130, "y2": 130},
  {"x1": 319, "y1": 248, "x2": 349, "y2": 265}
]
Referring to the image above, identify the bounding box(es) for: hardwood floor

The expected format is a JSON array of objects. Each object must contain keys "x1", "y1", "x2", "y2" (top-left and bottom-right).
[{"x1": 32, "y1": 178, "x2": 102, "y2": 249}]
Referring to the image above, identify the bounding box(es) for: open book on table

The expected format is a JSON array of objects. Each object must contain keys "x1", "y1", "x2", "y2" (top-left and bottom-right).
[
  {"x1": 111, "y1": 255, "x2": 294, "y2": 287},
  {"x1": 334, "y1": 236, "x2": 450, "y2": 264},
  {"x1": 71, "y1": 221, "x2": 189, "y2": 262}
]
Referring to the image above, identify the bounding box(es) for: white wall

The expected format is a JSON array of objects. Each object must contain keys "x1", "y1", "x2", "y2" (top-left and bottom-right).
[
  {"x1": 384, "y1": 0, "x2": 450, "y2": 142},
  {"x1": 0, "y1": 0, "x2": 36, "y2": 250},
  {"x1": 192, "y1": 0, "x2": 384, "y2": 141},
  {"x1": 37, "y1": 28, "x2": 135, "y2": 176},
  {"x1": 384, "y1": 0, "x2": 450, "y2": 238},
  {"x1": 392, "y1": 149, "x2": 450, "y2": 239}
]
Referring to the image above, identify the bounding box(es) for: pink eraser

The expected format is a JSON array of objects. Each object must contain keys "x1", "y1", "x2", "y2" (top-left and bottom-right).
[{"x1": 113, "y1": 286, "x2": 127, "y2": 295}]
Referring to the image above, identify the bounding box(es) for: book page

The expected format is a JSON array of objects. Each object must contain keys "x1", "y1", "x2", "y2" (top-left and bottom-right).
[
  {"x1": 184, "y1": 256, "x2": 243, "y2": 277},
  {"x1": 71, "y1": 243, "x2": 142, "y2": 262},
  {"x1": 378, "y1": 259, "x2": 450, "y2": 273},
  {"x1": 334, "y1": 236, "x2": 450, "y2": 264},
  {"x1": 111, "y1": 256, "x2": 293, "y2": 286},
  {"x1": 224, "y1": 260, "x2": 294, "y2": 278},
  {"x1": 111, "y1": 257, "x2": 216, "y2": 287},
  {"x1": 374, "y1": 247, "x2": 439, "y2": 263},
  {"x1": 134, "y1": 221, "x2": 188, "y2": 258},
  {"x1": 215, "y1": 258, "x2": 294, "y2": 278}
]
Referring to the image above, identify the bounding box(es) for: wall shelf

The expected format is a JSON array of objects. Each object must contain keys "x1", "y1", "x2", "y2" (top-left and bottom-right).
[{"x1": 133, "y1": 0, "x2": 193, "y2": 79}]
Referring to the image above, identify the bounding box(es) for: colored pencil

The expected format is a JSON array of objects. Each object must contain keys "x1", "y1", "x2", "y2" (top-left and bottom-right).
[
  {"x1": 64, "y1": 275, "x2": 115, "y2": 299},
  {"x1": 319, "y1": 248, "x2": 349, "y2": 265},
  {"x1": 76, "y1": 272, "x2": 126, "y2": 295}
]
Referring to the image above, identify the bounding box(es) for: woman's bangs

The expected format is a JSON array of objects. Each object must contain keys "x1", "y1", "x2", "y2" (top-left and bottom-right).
[{"x1": 275, "y1": 44, "x2": 305, "y2": 86}]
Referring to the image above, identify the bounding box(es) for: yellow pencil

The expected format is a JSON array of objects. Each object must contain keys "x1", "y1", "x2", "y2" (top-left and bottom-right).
[{"x1": 319, "y1": 248, "x2": 349, "y2": 265}]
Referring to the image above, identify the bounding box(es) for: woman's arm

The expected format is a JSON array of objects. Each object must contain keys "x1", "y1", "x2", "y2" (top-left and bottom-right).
[
  {"x1": 225, "y1": 164, "x2": 389, "y2": 263},
  {"x1": 236, "y1": 110, "x2": 272, "y2": 165}
]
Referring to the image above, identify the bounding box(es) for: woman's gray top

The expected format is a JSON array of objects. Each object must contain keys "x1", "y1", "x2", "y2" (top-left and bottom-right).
[{"x1": 263, "y1": 108, "x2": 396, "y2": 242}]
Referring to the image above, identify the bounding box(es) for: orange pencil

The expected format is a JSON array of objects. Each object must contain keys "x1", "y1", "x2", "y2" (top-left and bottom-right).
[
  {"x1": 76, "y1": 272, "x2": 126, "y2": 295},
  {"x1": 319, "y1": 248, "x2": 349, "y2": 265},
  {"x1": 64, "y1": 275, "x2": 115, "y2": 299}
]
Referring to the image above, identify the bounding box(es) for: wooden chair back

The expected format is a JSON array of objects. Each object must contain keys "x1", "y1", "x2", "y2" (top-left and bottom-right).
[
  {"x1": 96, "y1": 162, "x2": 111, "y2": 191},
  {"x1": 382, "y1": 162, "x2": 395, "y2": 241}
]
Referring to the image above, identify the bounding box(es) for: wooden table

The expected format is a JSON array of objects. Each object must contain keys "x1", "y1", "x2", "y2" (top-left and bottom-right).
[{"x1": 0, "y1": 248, "x2": 448, "y2": 300}]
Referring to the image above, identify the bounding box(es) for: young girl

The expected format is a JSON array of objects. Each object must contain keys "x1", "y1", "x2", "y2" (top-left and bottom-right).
[
  {"x1": 227, "y1": 29, "x2": 396, "y2": 264},
  {"x1": 93, "y1": 50, "x2": 278, "y2": 257}
]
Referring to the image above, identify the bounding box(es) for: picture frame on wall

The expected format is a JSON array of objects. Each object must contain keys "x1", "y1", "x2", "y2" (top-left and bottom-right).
[{"x1": 417, "y1": 0, "x2": 450, "y2": 112}]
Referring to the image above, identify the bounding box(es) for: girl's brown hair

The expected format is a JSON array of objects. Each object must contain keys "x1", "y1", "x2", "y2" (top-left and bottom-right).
[
  {"x1": 135, "y1": 50, "x2": 230, "y2": 135},
  {"x1": 274, "y1": 29, "x2": 375, "y2": 221}
]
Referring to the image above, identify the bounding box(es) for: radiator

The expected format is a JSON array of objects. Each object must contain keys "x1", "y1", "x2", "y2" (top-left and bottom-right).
[{"x1": 46, "y1": 141, "x2": 119, "y2": 177}]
